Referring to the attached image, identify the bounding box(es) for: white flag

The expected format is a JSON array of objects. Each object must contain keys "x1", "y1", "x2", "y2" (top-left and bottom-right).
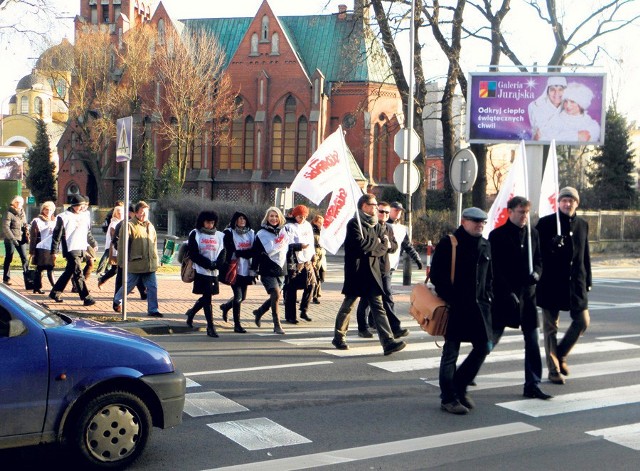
[
  {"x1": 483, "y1": 140, "x2": 528, "y2": 237},
  {"x1": 538, "y1": 139, "x2": 559, "y2": 218},
  {"x1": 290, "y1": 128, "x2": 349, "y2": 205},
  {"x1": 320, "y1": 177, "x2": 364, "y2": 254}
]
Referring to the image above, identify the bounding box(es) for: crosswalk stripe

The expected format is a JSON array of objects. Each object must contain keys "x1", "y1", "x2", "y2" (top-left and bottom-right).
[
  {"x1": 369, "y1": 340, "x2": 639, "y2": 373},
  {"x1": 207, "y1": 417, "x2": 312, "y2": 451},
  {"x1": 183, "y1": 391, "x2": 249, "y2": 417},
  {"x1": 497, "y1": 384, "x2": 640, "y2": 417},
  {"x1": 205, "y1": 422, "x2": 539, "y2": 470},
  {"x1": 590, "y1": 302, "x2": 640, "y2": 311},
  {"x1": 186, "y1": 378, "x2": 201, "y2": 388},
  {"x1": 184, "y1": 361, "x2": 333, "y2": 378},
  {"x1": 586, "y1": 423, "x2": 640, "y2": 450},
  {"x1": 421, "y1": 357, "x2": 640, "y2": 390}
]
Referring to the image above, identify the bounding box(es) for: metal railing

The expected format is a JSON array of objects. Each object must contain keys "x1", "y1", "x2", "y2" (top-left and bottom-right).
[{"x1": 578, "y1": 210, "x2": 640, "y2": 242}]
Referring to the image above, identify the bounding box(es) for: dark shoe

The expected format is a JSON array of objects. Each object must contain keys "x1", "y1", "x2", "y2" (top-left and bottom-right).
[
  {"x1": 147, "y1": 311, "x2": 163, "y2": 318},
  {"x1": 33, "y1": 289, "x2": 45, "y2": 294},
  {"x1": 523, "y1": 386, "x2": 553, "y2": 400},
  {"x1": 113, "y1": 303, "x2": 122, "y2": 313},
  {"x1": 358, "y1": 329, "x2": 373, "y2": 338},
  {"x1": 274, "y1": 325, "x2": 285, "y2": 334},
  {"x1": 253, "y1": 309, "x2": 263, "y2": 328},
  {"x1": 71, "y1": 286, "x2": 78, "y2": 293},
  {"x1": 332, "y1": 338, "x2": 349, "y2": 350},
  {"x1": 3, "y1": 279, "x2": 12, "y2": 286},
  {"x1": 312, "y1": 298, "x2": 320, "y2": 304},
  {"x1": 548, "y1": 372, "x2": 565, "y2": 384},
  {"x1": 83, "y1": 297, "x2": 96, "y2": 306},
  {"x1": 220, "y1": 304, "x2": 230, "y2": 322},
  {"x1": 49, "y1": 291, "x2": 63, "y2": 303},
  {"x1": 393, "y1": 328, "x2": 409, "y2": 338},
  {"x1": 383, "y1": 340, "x2": 407, "y2": 356},
  {"x1": 441, "y1": 400, "x2": 469, "y2": 415},
  {"x1": 97, "y1": 278, "x2": 106, "y2": 290},
  {"x1": 559, "y1": 359, "x2": 570, "y2": 376},
  {"x1": 457, "y1": 393, "x2": 475, "y2": 410},
  {"x1": 185, "y1": 308, "x2": 195, "y2": 328},
  {"x1": 234, "y1": 325, "x2": 247, "y2": 333},
  {"x1": 285, "y1": 319, "x2": 299, "y2": 324},
  {"x1": 207, "y1": 327, "x2": 219, "y2": 338},
  {"x1": 300, "y1": 312, "x2": 312, "y2": 322}
]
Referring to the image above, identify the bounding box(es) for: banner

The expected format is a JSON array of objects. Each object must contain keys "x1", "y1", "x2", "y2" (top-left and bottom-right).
[
  {"x1": 320, "y1": 176, "x2": 362, "y2": 254},
  {"x1": 467, "y1": 73, "x2": 606, "y2": 145},
  {"x1": 290, "y1": 128, "x2": 350, "y2": 205},
  {"x1": 483, "y1": 140, "x2": 528, "y2": 237},
  {"x1": 538, "y1": 140, "x2": 560, "y2": 219}
]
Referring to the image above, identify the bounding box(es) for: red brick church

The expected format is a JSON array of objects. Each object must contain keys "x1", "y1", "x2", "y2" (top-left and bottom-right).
[{"x1": 57, "y1": 0, "x2": 407, "y2": 206}]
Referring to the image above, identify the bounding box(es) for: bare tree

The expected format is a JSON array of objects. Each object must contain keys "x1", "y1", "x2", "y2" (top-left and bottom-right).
[
  {"x1": 153, "y1": 27, "x2": 237, "y2": 187},
  {"x1": 0, "y1": 0, "x2": 59, "y2": 43}
]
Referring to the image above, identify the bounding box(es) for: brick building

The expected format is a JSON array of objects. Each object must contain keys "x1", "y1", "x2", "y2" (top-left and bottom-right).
[{"x1": 57, "y1": 0, "x2": 414, "y2": 206}]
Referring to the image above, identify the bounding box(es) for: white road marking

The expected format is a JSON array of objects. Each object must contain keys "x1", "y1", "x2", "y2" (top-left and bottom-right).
[
  {"x1": 421, "y1": 357, "x2": 640, "y2": 390},
  {"x1": 183, "y1": 391, "x2": 249, "y2": 417},
  {"x1": 186, "y1": 378, "x2": 201, "y2": 388},
  {"x1": 590, "y1": 302, "x2": 640, "y2": 311},
  {"x1": 370, "y1": 340, "x2": 639, "y2": 373},
  {"x1": 586, "y1": 423, "x2": 640, "y2": 451},
  {"x1": 597, "y1": 334, "x2": 640, "y2": 340},
  {"x1": 208, "y1": 417, "x2": 312, "y2": 451},
  {"x1": 184, "y1": 361, "x2": 333, "y2": 378},
  {"x1": 205, "y1": 422, "x2": 539, "y2": 470},
  {"x1": 498, "y1": 384, "x2": 640, "y2": 417}
]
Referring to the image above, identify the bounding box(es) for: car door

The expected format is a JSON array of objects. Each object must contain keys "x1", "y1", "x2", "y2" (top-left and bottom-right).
[{"x1": 0, "y1": 305, "x2": 49, "y2": 437}]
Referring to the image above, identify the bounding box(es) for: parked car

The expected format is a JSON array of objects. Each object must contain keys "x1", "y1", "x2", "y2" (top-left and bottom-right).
[{"x1": 0, "y1": 284, "x2": 185, "y2": 469}]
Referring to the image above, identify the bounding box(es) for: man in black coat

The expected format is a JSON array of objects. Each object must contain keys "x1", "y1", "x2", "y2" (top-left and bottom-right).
[
  {"x1": 431, "y1": 207, "x2": 493, "y2": 415},
  {"x1": 536, "y1": 186, "x2": 591, "y2": 385},
  {"x1": 489, "y1": 196, "x2": 551, "y2": 400},
  {"x1": 332, "y1": 193, "x2": 407, "y2": 356}
]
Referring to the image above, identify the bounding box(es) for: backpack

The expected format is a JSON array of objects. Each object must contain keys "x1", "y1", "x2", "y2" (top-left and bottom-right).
[{"x1": 178, "y1": 243, "x2": 195, "y2": 283}]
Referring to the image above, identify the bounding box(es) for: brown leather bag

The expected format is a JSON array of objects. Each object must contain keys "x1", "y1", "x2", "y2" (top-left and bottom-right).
[{"x1": 409, "y1": 235, "x2": 457, "y2": 336}]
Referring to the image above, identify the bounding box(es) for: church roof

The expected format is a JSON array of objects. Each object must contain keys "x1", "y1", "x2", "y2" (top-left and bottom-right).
[
  {"x1": 16, "y1": 73, "x2": 53, "y2": 93},
  {"x1": 180, "y1": 13, "x2": 394, "y2": 85}
]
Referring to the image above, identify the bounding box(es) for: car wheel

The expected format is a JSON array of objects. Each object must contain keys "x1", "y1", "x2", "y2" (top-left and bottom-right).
[{"x1": 70, "y1": 390, "x2": 152, "y2": 469}]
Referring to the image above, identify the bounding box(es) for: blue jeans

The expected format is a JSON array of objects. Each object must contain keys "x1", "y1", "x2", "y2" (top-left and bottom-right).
[
  {"x1": 114, "y1": 272, "x2": 159, "y2": 313},
  {"x1": 439, "y1": 339, "x2": 489, "y2": 404}
]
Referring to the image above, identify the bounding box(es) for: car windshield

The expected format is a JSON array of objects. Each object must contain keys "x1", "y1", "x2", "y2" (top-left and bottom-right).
[{"x1": 2, "y1": 287, "x2": 66, "y2": 328}]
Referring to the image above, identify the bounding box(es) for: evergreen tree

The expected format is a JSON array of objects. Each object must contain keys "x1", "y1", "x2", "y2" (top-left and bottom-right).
[
  {"x1": 588, "y1": 106, "x2": 637, "y2": 209},
  {"x1": 139, "y1": 142, "x2": 156, "y2": 201},
  {"x1": 25, "y1": 119, "x2": 57, "y2": 204},
  {"x1": 156, "y1": 156, "x2": 181, "y2": 198}
]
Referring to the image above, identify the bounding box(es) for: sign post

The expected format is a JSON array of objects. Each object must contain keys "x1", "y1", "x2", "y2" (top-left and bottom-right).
[
  {"x1": 116, "y1": 116, "x2": 132, "y2": 320},
  {"x1": 449, "y1": 148, "x2": 478, "y2": 223}
]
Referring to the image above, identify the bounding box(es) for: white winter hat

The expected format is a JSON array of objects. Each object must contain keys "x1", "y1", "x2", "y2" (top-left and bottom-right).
[
  {"x1": 546, "y1": 76, "x2": 567, "y2": 88},
  {"x1": 563, "y1": 82, "x2": 594, "y2": 110}
]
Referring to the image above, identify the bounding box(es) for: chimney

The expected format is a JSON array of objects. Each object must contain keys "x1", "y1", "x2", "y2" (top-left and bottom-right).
[{"x1": 338, "y1": 4, "x2": 347, "y2": 20}]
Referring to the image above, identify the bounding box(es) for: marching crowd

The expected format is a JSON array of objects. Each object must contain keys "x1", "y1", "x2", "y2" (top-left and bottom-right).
[{"x1": 4, "y1": 187, "x2": 591, "y2": 416}]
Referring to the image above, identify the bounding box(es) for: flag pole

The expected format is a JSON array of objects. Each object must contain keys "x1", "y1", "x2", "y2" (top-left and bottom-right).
[
  {"x1": 550, "y1": 140, "x2": 561, "y2": 236},
  {"x1": 520, "y1": 141, "x2": 534, "y2": 274},
  {"x1": 338, "y1": 125, "x2": 363, "y2": 235}
]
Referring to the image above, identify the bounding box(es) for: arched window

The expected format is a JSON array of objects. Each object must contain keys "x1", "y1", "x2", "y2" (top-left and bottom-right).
[
  {"x1": 244, "y1": 117, "x2": 255, "y2": 169},
  {"x1": 20, "y1": 96, "x2": 28, "y2": 114},
  {"x1": 271, "y1": 116, "x2": 283, "y2": 170},
  {"x1": 373, "y1": 123, "x2": 390, "y2": 182},
  {"x1": 271, "y1": 33, "x2": 279, "y2": 54},
  {"x1": 34, "y1": 97, "x2": 43, "y2": 115},
  {"x1": 283, "y1": 96, "x2": 296, "y2": 170},
  {"x1": 157, "y1": 18, "x2": 165, "y2": 45},
  {"x1": 429, "y1": 166, "x2": 438, "y2": 190},
  {"x1": 296, "y1": 116, "x2": 308, "y2": 168},
  {"x1": 225, "y1": 98, "x2": 255, "y2": 171},
  {"x1": 250, "y1": 33, "x2": 258, "y2": 55},
  {"x1": 261, "y1": 15, "x2": 269, "y2": 41}
]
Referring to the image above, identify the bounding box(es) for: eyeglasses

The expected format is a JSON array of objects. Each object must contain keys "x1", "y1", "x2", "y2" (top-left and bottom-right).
[
  {"x1": 466, "y1": 218, "x2": 487, "y2": 224},
  {"x1": 378, "y1": 210, "x2": 390, "y2": 214},
  {"x1": 365, "y1": 201, "x2": 378, "y2": 206}
]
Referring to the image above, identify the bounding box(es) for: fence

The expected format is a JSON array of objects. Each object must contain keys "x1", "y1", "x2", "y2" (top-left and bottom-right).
[{"x1": 578, "y1": 210, "x2": 640, "y2": 242}]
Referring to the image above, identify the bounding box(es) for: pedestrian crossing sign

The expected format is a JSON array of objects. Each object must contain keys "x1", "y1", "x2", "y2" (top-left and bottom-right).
[{"x1": 116, "y1": 116, "x2": 133, "y2": 162}]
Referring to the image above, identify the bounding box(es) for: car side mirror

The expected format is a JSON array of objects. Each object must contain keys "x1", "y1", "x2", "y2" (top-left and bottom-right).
[{"x1": 9, "y1": 319, "x2": 27, "y2": 338}]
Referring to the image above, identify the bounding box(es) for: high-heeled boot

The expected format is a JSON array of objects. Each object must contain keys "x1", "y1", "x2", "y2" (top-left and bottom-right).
[
  {"x1": 220, "y1": 301, "x2": 231, "y2": 322},
  {"x1": 233, "y1": 304, "x2": 246, "y2": 333},
  {"x1": 204, "y1": 305, "x2": 218, "y2": 338},
  {"x1": 272, "y1": 311, "x2": 285, "y2": 335}
]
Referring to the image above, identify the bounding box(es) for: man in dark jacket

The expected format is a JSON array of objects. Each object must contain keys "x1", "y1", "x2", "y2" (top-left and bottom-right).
[
  {"x1": 332, "y1": 193, "x2": 407, "y2": 356},
  {"x1": 489, "y1": 196, "x2": 551, "y2": 400},
  {"x1": 536, "y1": 186, "x2": 591, "y2": 385},
  {"x1": 2, "y1": 195, "x2": 29, "y2": 285},
  {"x1": 431, "y1": 207, "x2": 493, "y2": 415}
]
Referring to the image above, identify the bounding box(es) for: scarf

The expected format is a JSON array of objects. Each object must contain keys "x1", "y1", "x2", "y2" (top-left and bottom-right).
[
  {"x1": 235, "y1": 226, "x2": 251, "y2": 235},
  {"x1": 358, "y1": 209, "x2": 377, "y2": 228},
  {"x1": 200, "y1": 227, "x2": 216, "y2": 235}
]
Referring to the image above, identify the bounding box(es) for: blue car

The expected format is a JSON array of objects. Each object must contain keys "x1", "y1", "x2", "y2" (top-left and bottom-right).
[{"x1": 0, "y1": 285, "x2": 185, "y2": 469}]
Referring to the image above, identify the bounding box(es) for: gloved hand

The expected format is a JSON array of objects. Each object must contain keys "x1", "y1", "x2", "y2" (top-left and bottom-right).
[
  {"x1": 510, "y1": 292, "x2": 520, "y2": 308},
  {"x1": 529, "y1": 271, "x2": 540, "y2": 285},
  {"x1": 13, "y1": 240, "x2": 21, "y2": 249},
  {"x1": 416, "y1": 260, "x2": 424, "y2": 270},
  {"x1": 551, "y1": 235, "x2": 565, "y2": 251}
]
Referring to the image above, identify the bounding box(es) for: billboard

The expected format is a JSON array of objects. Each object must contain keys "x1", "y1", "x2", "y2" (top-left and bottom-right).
[{"x1": 466, "y1": 72, "x2": 606, "y2": 145}]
